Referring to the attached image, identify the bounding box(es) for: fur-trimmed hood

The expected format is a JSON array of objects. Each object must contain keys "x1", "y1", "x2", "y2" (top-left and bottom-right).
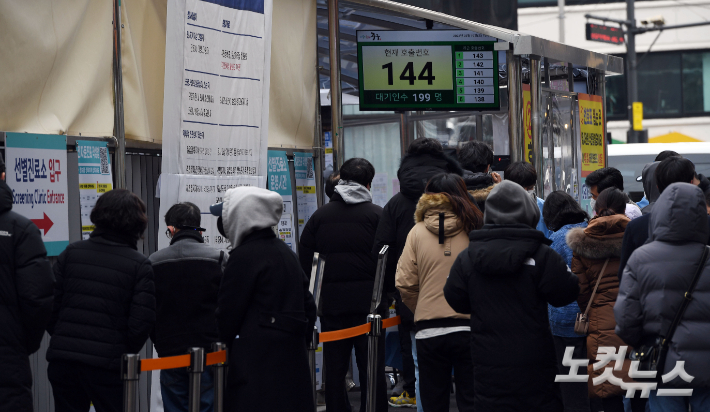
[
  {"x1": 468, "y1": 184, "x2": 495, "y2": 204},
  {"x1": 414, "y1": 193, "x2": 463, "y2": 237},
  {"x1": 566, "y1": 214, "x2": 629, "y2": 260}
]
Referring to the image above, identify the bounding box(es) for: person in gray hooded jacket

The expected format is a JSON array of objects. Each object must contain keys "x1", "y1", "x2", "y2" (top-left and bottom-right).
[
  {"x1": 615, "y1": 182, "x2": 710, "y2": 411},
  {"x1": 298, "y1": 157, "x2": 388, "y2": 412},
  {"x1": 213, "y1": 186, "x2": 316, "y2": 412}
]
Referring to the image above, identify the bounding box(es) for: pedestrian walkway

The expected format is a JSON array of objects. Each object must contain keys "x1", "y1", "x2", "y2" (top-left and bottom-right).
[{"x1": 317, "y1": 388, "x2": 460, "y2": 411}]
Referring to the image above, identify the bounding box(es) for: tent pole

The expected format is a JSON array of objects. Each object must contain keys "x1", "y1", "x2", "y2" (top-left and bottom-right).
[
  {"x1": 113, "y1": 0, "x2": 127, "y2": 189},
  {"x1": 327, "y1": 0, "x2": 344, "y2": 170}
]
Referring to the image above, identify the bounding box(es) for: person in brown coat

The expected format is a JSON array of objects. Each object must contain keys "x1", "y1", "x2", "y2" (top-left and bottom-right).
[
  {"x1": 396, "y1": 173, "x2": 483, "y2": 412},
  {"x1": 566, "y1": 188, "x2": 644, "y2": 412}
]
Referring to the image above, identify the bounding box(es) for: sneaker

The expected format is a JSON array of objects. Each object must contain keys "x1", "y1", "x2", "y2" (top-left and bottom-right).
[{"x1": 388, "y1": 391, "x2": 417, "y2": 408}]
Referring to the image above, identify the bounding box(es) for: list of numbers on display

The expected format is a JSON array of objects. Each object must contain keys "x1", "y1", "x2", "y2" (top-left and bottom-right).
[{"x1": 454, "y1": 48, "x2": 495, "y2": 104}]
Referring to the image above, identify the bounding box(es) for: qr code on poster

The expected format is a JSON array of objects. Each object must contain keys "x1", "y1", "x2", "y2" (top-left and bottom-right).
[
  {"x1": 99, "y1": 147, "x2": 110, "y2": 174},
  {"x1": 306, "y1": 157, "x2": 314, "y2": 179}
]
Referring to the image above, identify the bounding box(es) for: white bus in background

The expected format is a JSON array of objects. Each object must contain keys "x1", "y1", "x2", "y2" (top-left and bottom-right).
[{"x1": 608, "y1": 143, "x2": 710, "y2": 201}]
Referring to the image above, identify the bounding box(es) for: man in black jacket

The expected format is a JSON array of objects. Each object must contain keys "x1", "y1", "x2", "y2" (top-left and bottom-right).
[
  {"x1": 372, "y1": 138, "x2": 462, "y2": 408},
  {"x1": 299, "y1": 158, "x2": 387, "y2": 412},
  {"x1": 457, "y1": 141, "x2": 500, "y2": 213},
  {"x1": 47, "y1": 189, "x2": 155, "y2": 412},
  {"x1": 149, "y1": 202, "x2": 226, "y2": 412},
  {"x1": 0, "y1": 154, "x2": 54, "y2": 412},
  {"x1": 618, "y1": 156, "x2": 710, "y2": 280}
]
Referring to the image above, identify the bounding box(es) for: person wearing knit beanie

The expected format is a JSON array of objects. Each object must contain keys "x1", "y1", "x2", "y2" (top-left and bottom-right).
[{"x1": 483, "y1": 180, "x2": 540, "y2": 228}]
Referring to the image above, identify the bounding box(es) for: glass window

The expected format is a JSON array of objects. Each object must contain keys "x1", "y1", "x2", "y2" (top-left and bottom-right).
[
  {"x1": 605, "y1": 50, "x2": 710, "y2": 120},
  {"x1": 683, "y1": 51, "x2": 710, "y2": 114}
]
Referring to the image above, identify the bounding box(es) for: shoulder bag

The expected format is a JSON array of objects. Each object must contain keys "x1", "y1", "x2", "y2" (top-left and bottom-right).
[
  {"x1": 630, "y1": 246, "x2": 710, "y2": 374},
  {"x1": 574, "y1": 258, "x2": 610, "y2": 335}
]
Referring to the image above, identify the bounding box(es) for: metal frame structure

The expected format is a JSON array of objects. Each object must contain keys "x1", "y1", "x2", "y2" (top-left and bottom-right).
[{"x1": 322, "y1": 0, "x2": 622, "y2": 194}]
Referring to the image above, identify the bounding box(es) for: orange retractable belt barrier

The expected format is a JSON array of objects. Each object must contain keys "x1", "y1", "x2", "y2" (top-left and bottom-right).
[
  {"x1": 206, "y1": 350, "x2": 227, "y2": 366},
  {"x1": 139, "y1": 350, "x2": 228, "y2": 372},
  {"x1": 140, "y1": 354, "x2": 191, "y2": 372},
  {"x1": 319, "y1": 315, "x2": 401, "y2": 343}
]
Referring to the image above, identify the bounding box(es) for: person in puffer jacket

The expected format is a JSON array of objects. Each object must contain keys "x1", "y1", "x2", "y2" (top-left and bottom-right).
[
  {"x1": 566, "y1": 187, "x2": 645, "y2": 412},
  {"x1": 456, "y1": 140, "x2": 500, "y2": 213},
  {"x1": 542, "y1": 191, "x2": 591, "y2": 412},
  {"x1": 0, "y1": 155, "x2": 54, "y2": 412},
  {"x1": 48, "y1": 189, "x2": 155, "y2": 412},
  {"x1": 615, "y1": 182, "x2": 710, "y2": 412},
  {"x1": 396, "y1": 173, "x2": 483, "y2": 412},
  {"x1": 444, "y1": 180, "x2": 579, "y2": 412}
]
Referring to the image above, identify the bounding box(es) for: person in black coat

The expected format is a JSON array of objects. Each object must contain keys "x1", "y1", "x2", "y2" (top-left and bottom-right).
[
  {"x1": 444, "y1": 181, "x2": 579, "y2": 412},
  {"x1": 214, "y1": 186, "x2": 316, "y2": 412},
  {"x1": 372, "y1": 139, "x2": 462, "y2": 406},
  {"x1": 47, "y1": 189, "x2": 156, "y2": 412},
  {"x1": 0, "y1": 157, "x2": 54, "y2": 412},
  {"x1": 299, "y1": 158, "x2": 387, "y2": 412},
  {"x1": 149, "y1": 202, "x2": 226, "y2": 412},
  {"x1": 457, "y1": 141, "x2": 500, "y2": 213},
  {"x1": 618, "y1": 156, "x2": 710, "y2": 280}
]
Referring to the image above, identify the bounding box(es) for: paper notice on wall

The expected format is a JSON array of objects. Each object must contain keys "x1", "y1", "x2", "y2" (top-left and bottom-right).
[
  {"x1": 77, "y1": 141, "x2": 113, "y2": 239},
  {"x1": 324, "y1": 131, "x2": 333, "y2": 169},
  {"x1": 268, "y1": 150, "x2": 296, "y2": 252},
  {"x1": 392, "y1": 179, "x2": 400, "y2": 196},
  {"x1": 160, "y1": 0, "x2": 273, "y2": 251},
  {"x1": 578, "y1": 93, "x2": 606, "y2": 177},
  {"x1": 295, "y1": 152, "x2": 317, "y2": 238},
  {"x1": 5, "y1": 133, "x2": 69, "y2": 256},
  {"x1": 372, "y1": 173, "x2": 388, "y2": 207}
]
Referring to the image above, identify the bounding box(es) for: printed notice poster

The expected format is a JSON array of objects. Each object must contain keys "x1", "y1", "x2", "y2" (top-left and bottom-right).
[
  {"x1": 77, "y1": 141, "x2": 113, "y2": 239},
  {"x1": 522, "y1": 84, "x2": 533, "y2": 164},
  {"x1": 324, "y1": 132, "x2": 333, "y2": 169},
  {"x1": 294, "y1": 152, "x2": 317, "y2": 238},
  {"x1": 268, "y1": 150, "x2": 295, "y2": 252},
  {"x1": 159, "y1": 0, "x2": 273, "y2": 252},
  {"x1": 5, "y1": 133, "x2": 69, "y2": 256},
  {"x1": 578, "y1": 93, "x2": 605, "y2": 176},
  {"x1": 372, "y1": 173, "x2": 388, "y2": 207}
]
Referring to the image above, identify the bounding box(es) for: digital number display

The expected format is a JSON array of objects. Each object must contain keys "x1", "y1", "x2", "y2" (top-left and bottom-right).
[{"x1": 357, "y1": 31, "x2": 499, "y2": 111}]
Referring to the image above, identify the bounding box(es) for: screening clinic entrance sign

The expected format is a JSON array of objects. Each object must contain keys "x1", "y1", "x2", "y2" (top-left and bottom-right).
[
  {"x1": 268, "y1": 150, "x2": 295, "y2": 252},
  {"x1": 578, "y1": 93, "x2": 606, "y2": 214},
  {"x1": 5, "y1": 133, "x2": 69, "y2": 256},
  {"x1": 158, "y1": 0, "x2": 272, "y2": 252}
]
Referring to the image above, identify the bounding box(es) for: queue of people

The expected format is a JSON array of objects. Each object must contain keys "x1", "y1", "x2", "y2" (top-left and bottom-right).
[{"x1": 2, "y1": 142, "x2": 710, "y2": 412}]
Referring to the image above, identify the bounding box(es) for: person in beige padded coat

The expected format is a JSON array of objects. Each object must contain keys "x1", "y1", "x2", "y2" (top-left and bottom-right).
[{"x1": 396, "y1": 173, "x2": 483, "y2": 412}]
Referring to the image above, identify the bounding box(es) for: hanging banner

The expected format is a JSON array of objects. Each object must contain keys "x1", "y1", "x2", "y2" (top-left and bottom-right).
[
  {"x1": 323, "y1": 132, "x2": 334, "y2": 169},
  {"x1": 160, "y1": 0, "x2": 273, "y2": 251},
  {"x1": 77, "y1": 141, "x2": 113, "y2": 239},
  {"x1": 294, "y1": 152, "x2": 317, "y2": 238},
  {"x1": 268, "y1": 150, "x2": 295, "y2": 252},
  {"x1": 578, "y1": 93, "x2": 606, "y2": 177},
  {"x1": 5, "y1": 133, "x2": 69, "y2": 256}
]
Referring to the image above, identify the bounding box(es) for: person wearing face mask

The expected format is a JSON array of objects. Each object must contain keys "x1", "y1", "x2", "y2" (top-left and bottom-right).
[
  {"x1": 584, "y1": 168, "x2": 641, "y2": 220},
  {"x1": 148, "y1": 202, "x2": 226, "y2": 412},
  {"x1": 504, "y1": 161, "x2": 551, "y2": 238},
  {"x1": 211, "y1": 187, "x2": 316, "y2": 412}
]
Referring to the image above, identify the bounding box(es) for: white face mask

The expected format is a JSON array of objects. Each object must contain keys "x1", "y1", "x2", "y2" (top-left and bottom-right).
[{"x1": 590, "y1": 198, "x2": 596, "y2": 215}]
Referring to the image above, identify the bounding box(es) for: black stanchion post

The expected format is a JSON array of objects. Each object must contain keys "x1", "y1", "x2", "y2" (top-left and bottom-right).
[
  {"x1": 187, "y1": 347, "x2": 205, "y2": 412},
  {"x1": 366, "y1": 246, "x2": 389, "y2": 412},
  {"x1": 121, "y1": 354, "x2": 140, "y2": 412},
  {"x1": 308, "y1": 252, "x2": 326, "y2": 412},
  {"x1": 211, "y1": 342, "x2": 227, "y2": 412}
]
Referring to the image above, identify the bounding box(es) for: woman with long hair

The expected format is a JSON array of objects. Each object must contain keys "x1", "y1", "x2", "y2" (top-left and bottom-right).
[
  {"x1": 396, "y1": 173, "x2": 482, "y2": 412},
  {"x1": 543, "y1": 191, "x2": 591, "y2": 412},
  {"x1": 567, "y1": 188, "x2": 644, "y2": 412}
]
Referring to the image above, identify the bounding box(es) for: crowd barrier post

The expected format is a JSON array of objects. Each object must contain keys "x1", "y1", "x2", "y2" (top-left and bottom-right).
[
  {"x1": 366, "y1": 245, "x2": 389, "y2": 412},
  {"x1": 121, "y1": 354, "x2": 141, "y2": 412},
  {"x1": 187, "y1": 347, "x2": 205, "y2": 412},
  {"x1": 308, "y1": 252, "x2": 326, "y2": 412},
  {"x1": 211, "y1": 342, "x2": 227, "y2": 412}
]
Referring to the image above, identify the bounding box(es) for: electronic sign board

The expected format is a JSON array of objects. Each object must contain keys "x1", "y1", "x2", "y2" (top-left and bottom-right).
[
  {"x1": 585, "y1": 23, "x2": 624, "y2": 45},
  {"x1": 357, "y1": 30, "x2": 501, "y2": 111}
]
